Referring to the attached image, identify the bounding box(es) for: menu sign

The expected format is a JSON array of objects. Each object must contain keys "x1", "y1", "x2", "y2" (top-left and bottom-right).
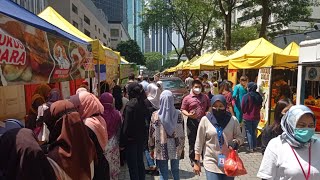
[
  {"x1": 0, "y1": 14, "x2": 94, "y2": 86},
  {"x1": 257, "y1": 67, "x2": 272, "y2": 122}
]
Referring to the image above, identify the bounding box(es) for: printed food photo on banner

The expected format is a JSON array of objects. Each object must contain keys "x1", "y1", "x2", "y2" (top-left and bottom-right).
[{"x1": 0, "y1": 13, "x2": 93, "y2": 86}]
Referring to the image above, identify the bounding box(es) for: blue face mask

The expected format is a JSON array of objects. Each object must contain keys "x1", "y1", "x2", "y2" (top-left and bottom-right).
[{"x1": 294, "y1": 128, "x2": 315, "y2": 143}]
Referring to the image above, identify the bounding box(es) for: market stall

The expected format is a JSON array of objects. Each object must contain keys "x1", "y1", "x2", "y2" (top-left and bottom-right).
[
  {"x1": 297, "y1": 39, "x2": 320, "y2": 133},
  {"x1": 220, "y1": 38, "x2": 299, "y2": 135},
  {"x1": 0, "y1": 0, "x2": 94, "y2": 120},
  {"x1": 39, "y1": 7, "x2": 121, "y2": 95}
]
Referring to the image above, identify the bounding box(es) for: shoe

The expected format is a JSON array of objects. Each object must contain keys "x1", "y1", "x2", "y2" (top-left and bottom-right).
[{"x1": 249, "y1": 149, "x2": 254, "y2": 153}]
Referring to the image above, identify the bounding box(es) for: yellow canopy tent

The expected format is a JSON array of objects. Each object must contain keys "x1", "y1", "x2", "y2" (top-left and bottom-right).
[
  {"x1": 176, "y1": 60, "x2": 189, "y2": 71},
  {"x1": 199, "y1": 50, "x2": 235, "y2": 70},
  {"x1": 121, "y1": 57, "x2": 129, "y2": 64},
  {"x1": 261, "y1": 42, "x2": 299, "y2": 69},
  {"x1": 167, "y1": 61, "x2": 183, "y2": 72},
  {"x1": 183, "y1": 53, "x2": 214, "y2": 70},
  {"x1": 220, "y1": 38, "x2": 283, "y2": 69}
]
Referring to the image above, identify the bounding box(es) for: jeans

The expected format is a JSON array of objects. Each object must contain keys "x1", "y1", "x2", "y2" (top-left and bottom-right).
[
  {"x1": 244, "y1": 120, "x2": 259, "y2": 150},
  {"x1": 125, "y1": 141, "x2": 145, "y2": 180},
  {"x1": 187, "y1": 118, "x2": 199, "y2": 163},
  {"x1": 205, "y1": 170, "x2": 234, "y2": 180},
  {"x1": 156, "y1": 159, "x2": 180, "y2": 180},
  {"x1": 145, "y1": 150, "x2": 156, "y2": 167}
]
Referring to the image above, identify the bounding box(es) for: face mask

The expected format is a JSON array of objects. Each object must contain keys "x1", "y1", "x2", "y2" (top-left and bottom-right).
[
  {"x1": 294, "y1": 128, "x2": 315, "y2": 143},
  {"x1": 212, "y1": 108, "x2": 226, "y2": 119},
  {"x1": 193, "y1": 88, "x2": 201, "y2": 95}
]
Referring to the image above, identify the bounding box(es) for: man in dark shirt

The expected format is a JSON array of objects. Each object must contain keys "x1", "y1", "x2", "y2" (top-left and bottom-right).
[{"x1": 181, "y1": 80, "x2": 210, "y2": 166}]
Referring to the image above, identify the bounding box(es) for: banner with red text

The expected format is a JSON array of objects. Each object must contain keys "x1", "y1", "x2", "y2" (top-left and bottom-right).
[{"x1": 0, "y1": 14, "x2": 94, "y2": 86}]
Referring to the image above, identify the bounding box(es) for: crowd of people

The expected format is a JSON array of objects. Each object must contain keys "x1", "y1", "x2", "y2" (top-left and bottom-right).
[{"x1": 0, "y1": 72, "x2": 320, "y2": 180}]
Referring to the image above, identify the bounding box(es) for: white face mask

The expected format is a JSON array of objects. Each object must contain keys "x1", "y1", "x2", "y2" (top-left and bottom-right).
[{"x1": 193, "y1": 88, "x2": 201, "y2": 95}]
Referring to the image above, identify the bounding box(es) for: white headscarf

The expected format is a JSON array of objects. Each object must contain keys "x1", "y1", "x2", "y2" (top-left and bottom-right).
[
  {"x1": 281, "y1": 105, "x2": 316, "y2": 148},
  {"x1": 158, "y1": 90, "x2": 179, "y2": 136},
  {"x1": 147, "y1": 83, "x2": 161, "y2": 109}
]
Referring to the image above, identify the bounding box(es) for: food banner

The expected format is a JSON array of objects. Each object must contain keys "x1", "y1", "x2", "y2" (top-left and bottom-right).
[
  {"x1": 0, "y1": 14, "x2": 94, "y2": 86},
  {"x1": 120, "y1": 63, "x2": 138, "y2": 84},
  {"x1": 104, "y1": 48, "x2": 120, "y2": 85},
  {"x1": 257, "y1": 67, "x2": 272, "y2": 136}
]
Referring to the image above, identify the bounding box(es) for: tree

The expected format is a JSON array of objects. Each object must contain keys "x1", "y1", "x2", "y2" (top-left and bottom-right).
[
  {"x1": 116, "y1": 40, "x2": 145, "y2": 65},
  {"x1": 231, "y1": 25, "x2": 259, "y2": 49},
  {"x1": 140, "y1": 0, "x2": 218, "y2": 61},
  {"x1": 216, "y1": 0, "x2": 238, "y2": 50},
  {"x1": 161, "y1": 59, "x2": 178, "y2": 71},
  {"x1": 246, "y1": 0, "x2": 315, "y2": 38},
  {"x1": 144, "y1": 52, "x2": 163, "y2": 71}
]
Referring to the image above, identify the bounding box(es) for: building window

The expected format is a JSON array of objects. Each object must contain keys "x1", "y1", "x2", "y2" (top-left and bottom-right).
[
  {"x1": 103, "y1": 43, "x2": 107, "y2": 46},
  {"x1": 95, "y1": 25, "x2": 97, "y2": 31},
  {"x1": 98, "y1": 28, "x2": 101, "y2": 34},
  {"x1": 84, "y1": 29, "x2": 91, "y2": 37},
  {"x1": 111, "y1": 38, "x2": 118, "y2": 41},
  {"x1": 72, "y1": 4, "x2": 78, "y2": 14},
  {"x1": 110, "y1": 29, "x2": 120, "y2": 37},
  {"x1": 95, "y1": 36, "x2": 97, "y2": 39},
  {"x1": 84, "y1": 15, "x2": 90, "y2": 25},
  {"x1": 72, "y1": 21, "x2": 78, "y2": 28},
  {"x1": 103, "y1": 33, "x2": 106, "y2": 39}
]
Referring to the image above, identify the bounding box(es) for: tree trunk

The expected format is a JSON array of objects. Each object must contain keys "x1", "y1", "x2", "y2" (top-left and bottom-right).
[
  {"x1": 259, "y1": 0, "x2": 271, "y2": 38},
  {"x1": 224, "y1": 13, "x2": 232, "y2": 50}
]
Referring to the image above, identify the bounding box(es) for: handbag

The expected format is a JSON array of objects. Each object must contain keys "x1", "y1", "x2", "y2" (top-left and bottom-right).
[{"x1": 224, "y1": 149, "x2": 247, "y2": 176}]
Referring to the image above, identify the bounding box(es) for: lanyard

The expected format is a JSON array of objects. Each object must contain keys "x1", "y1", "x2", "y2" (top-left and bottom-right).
[
  {"x1": 291, "y1": 143, "x2": 311, "y2": 180},
  {"x1": 216, "y1": 126, "x2": 224, "y2": 150}
]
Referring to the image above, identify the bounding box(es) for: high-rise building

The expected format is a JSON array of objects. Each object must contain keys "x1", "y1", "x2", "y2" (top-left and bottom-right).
[
  {"x1": 11, "y1": 0, "x2": 48, "y2": 14},
  {"x1": 91, "y1": 0, "x2": 128, "y2": 31},
  {"x1": 127, "y1": 0, "x2": 144, "y2": 52},
  {"x1": 48, "y1": 0, "x2": 111, "y2": 46}
]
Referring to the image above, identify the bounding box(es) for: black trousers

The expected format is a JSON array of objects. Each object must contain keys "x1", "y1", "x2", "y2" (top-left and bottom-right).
[{"x1": 187, "y1": 117, "x2": 200, "y2": 163}]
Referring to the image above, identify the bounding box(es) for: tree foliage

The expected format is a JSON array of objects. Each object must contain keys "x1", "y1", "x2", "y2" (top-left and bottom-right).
[
  {"x1": 116, "y1": 40, "x2": 145, "y2": 65},
  {"x1": 231, "y1": 25, "x2": 259, "y2": 49},
  {"x1": 144, "y1": 52, "x2": 163, "y2": 71},
  {"x1": 244, "y1": 0, "x2": 315, "y2": 38},
  {"x1": 140, "y1": 0, "x2": 218, "y2": 61}
]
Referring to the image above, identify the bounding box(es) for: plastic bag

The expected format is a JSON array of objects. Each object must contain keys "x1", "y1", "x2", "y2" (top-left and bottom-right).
[{"x1": 224, "y1": 149, "x2": 247, "y2": 177}]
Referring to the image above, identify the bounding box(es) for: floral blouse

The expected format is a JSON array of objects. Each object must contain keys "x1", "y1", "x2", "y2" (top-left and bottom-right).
[{"x1": 148, "y1": 111, "x2": 185, "y2": 160}]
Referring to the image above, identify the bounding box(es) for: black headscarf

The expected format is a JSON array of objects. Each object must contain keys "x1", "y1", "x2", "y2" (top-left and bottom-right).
[
  {"x1": 112, "y1": 85, "x2": 123, "y2": 111},
  {"x1": 207, "y1": 94, "x2": 231, "y2": 129},
  {"x1": 0, "y1": 128, "x2": 56, "y2": 180},
  {"x1": 246, "y1": 82, "x2": 263, "y2": 106}
]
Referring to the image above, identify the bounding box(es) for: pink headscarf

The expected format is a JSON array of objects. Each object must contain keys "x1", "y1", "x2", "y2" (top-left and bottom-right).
[
  {"x1": 70, "y1": 91, "x2": 108, "y2": 150},
  {"x1": 99, "y1": 93, "x2": 122, "y2": 140}
]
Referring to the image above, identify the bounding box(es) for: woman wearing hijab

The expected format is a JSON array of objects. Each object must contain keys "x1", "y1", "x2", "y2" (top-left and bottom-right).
[
  {"x1": 36, "y1": 88, "x2": 62, "y2": 143},
  {"x1": 100, "y1": 92, "x2": 122, "y2": 180},
  {"x1": 194, "y1": 95, "x2": 244, "y2": 180},
  {"x1": 219, "y1": 81, "x2": 235, "y2": 116},
  {"x1": 43, "y1": 100, "x2": 95, "y2": 180},
  {"x1": 257, "y1": 105, "x2": 320, "y2": 179},
  {"x1": 0, "y1": 128, "x2": 56, "y2": 180},
  {"x1": 69, "y1": 91, "x2": 109, "y2": 180},
  {"x1": 148, "y1": 90, "x2": 185, "y2": 180},
  {"x1": 147, "y1": 83, "x2": 161, "y2": 109},
  {"x1": 120, "y1": 82, "x2": 148, "y2": 180},
  {"x1": 241, "y1": 82, "x2": 263, "y2": 152},
  {"x1": 261, "y1": 99, "x2": 292, "y2": 154},
  {"x1": 112, "y1": 85, "x2": 127, "y2": 113},
  {"x1": 144, "y1": 83, "x2": 162, "y2": 174},
  {"x1": 26, "y1": 84, "x2": 51, "y2": 130}
]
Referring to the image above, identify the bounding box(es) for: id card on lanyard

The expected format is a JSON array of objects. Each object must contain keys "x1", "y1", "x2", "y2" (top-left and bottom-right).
[{"x1": 216, "y1": 126, "x2": 226, "y2": 168}]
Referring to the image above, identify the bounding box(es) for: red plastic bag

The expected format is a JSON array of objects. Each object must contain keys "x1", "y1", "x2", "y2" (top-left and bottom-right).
[{"x1": 224, "y1": 150, "x2": 247, "y2": 176}]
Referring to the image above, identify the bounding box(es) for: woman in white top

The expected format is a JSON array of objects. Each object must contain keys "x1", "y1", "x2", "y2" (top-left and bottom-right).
[
  {"x1": 194, "y1": 95, "x2": 244, "y2": 180},
  {"x1": 257, "y1": 105, "x2": 320, "y2": 180}
]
